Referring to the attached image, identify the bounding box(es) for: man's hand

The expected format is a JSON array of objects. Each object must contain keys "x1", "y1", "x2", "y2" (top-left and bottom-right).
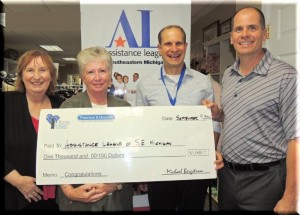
[
  {"x1": 201, "y1": 99, "x2": 223, "y2": 122},
  {"x1": 214, "y1": 151, "x2": 224, "y2": 170}
]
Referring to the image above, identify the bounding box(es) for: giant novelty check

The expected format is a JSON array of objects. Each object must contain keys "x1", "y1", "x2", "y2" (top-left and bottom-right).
[{"x1": 36, "y1": 106, "x2": 216, "y2": 185}]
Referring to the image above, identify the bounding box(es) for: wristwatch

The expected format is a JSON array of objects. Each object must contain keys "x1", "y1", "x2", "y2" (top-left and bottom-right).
[{"x1": 117, "y1": 183, "x2": 123, "y2": 191}]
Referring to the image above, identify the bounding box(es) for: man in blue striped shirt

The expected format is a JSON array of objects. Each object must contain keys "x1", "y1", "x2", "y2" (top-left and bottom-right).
[
  {"x1": 136, "y1": 25, "x2": 224, "y2": 211},
  {"x1": 203, "y1": 6, "x2": 299, "y2": 213}
]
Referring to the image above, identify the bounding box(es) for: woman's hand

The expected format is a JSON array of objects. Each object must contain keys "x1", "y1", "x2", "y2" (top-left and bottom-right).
[
  {"x1": 18, "y1": 176, "x2": 43, "y2": 203},
  {"x1": 4, "y1": 170, "x2": 43, "y2": 203},
  {"x1": 61, "y1": 183, "x2": 120, "y2": 203}
]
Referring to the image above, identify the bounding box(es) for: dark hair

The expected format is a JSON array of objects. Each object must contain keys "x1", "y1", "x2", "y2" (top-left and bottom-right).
[
  {"x1": 122, "y1": 75, "x2": 129, "y2": 82},
  {"x1": 158, "y1": 25, "x2": 186, "y2": 45},
  {"x1": 15, "y1": 50, "x2": 57, "y2": 95},
  {"x1": 231, "y1": 6, "x2": 266, "y2": 31}
]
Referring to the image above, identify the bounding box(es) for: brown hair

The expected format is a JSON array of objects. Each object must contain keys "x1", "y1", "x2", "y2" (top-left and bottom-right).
[
  {"x1": 158, "y1": 25, "x2": 186, "y2": 45},
  {"x1": 14, "y1": 50, "x2": 57, "y2": 95},
  {"x1": 231, "y1": 6, "x2": 266, "y2": 31}
]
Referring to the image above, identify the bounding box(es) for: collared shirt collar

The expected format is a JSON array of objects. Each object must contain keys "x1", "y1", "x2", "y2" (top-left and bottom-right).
[
  {"x1": 231, "y1": 48, "x2": 274, "y2": 77},
  {"x1": 158, "y1": 65, "x2": 193, "y2": 80}
]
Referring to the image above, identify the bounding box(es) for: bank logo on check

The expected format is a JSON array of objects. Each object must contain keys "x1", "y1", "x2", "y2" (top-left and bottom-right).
[{"x1": 77, "y1": 114, "x2": 115, "y2": 121}]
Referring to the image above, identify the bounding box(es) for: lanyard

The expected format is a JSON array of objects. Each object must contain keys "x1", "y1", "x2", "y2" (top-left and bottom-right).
[{"x1": 160, "y1": 64, "x2": 186, "y2": 106}]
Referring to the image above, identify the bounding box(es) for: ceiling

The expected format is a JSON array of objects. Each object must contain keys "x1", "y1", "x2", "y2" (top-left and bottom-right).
[{"x1": 3, "y1": 0, "x2": 222, "y2": 65}]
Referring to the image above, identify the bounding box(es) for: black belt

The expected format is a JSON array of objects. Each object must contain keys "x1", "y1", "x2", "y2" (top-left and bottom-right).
[{"x1": 224, "y1": 159, "x2": 283, "y2": 171}]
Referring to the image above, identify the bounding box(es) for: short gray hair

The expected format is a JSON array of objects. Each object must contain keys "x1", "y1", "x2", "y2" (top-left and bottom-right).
[{"x1": 77, "y1": 46, "x2": 113, "y2": 76}]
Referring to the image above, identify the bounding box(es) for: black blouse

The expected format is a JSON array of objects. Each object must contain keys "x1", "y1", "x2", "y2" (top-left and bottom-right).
[{"x1": 4, "y1": 91, "x2": 63, "y2": 210}]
